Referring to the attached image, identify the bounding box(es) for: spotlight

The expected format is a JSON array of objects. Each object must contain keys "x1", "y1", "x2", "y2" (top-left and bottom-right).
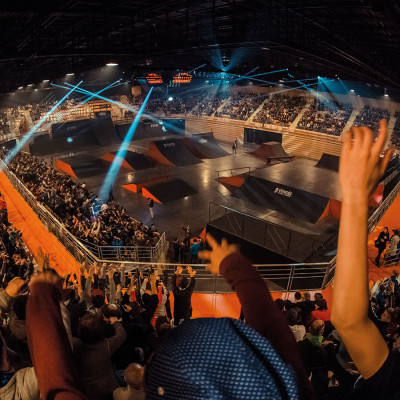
[
  {"x1": 168, "y1": 96, "x2": 173, "y2": 101},
  {"x1": 384, "y1": 93, "x2": 389, "y2": 97},
  {"x1": 27, "y1": 84, "x2": 33, "y2": 87},
  {"x1": 106, "y1": 63, "x2": 118, "y2": 66},
  {"x1": 43, "y1": 79, "x2": 49, "y2": 82},
  {"x1": 67, "y1": 137, "x2": 73, "y2": 143},
  {"x1": 350, "y1": 89, "x2": 354, "y2": 92},
  {"x1": 34, "y1": 88, "x2": 38, "y2": 91},
  {"x1": 66, "y1": 73, "x2": 74, "y2": 76},
  {"x1": 18, "y1": 86, "x2": 23, "y2": 90}
]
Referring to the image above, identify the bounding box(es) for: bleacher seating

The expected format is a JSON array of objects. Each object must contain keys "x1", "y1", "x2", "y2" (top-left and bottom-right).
[
  {"x1": 253, "y1": 95, "x2": 306, "y2": 127},
  {"x1": 297, "y1": 98, "x2": 352, "y2": 136},
  {"x1": 353, "y1": 105, "x2": 390, "y2": 137}
]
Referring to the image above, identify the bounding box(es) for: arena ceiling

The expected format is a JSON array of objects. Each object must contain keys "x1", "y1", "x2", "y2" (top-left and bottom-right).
[{"x1": 0, "y1": 0, "x2": 399, "y2": 92}]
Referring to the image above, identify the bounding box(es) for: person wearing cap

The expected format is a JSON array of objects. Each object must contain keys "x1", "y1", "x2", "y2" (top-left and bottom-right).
[{"x1": 145, "y1": 236, "x2": 314, "y2": 399}]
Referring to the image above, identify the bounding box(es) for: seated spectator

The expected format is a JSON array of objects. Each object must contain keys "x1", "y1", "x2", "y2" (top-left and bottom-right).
[
  {"x1": 254, "y1": 94, "x2": 306, "y2": 127},
  {"x1": 353, "y1": 105, "x2": 390, "y2": 137},
  {"x1": 297, "y1": 98, "x2": 352, "y2": 136}
]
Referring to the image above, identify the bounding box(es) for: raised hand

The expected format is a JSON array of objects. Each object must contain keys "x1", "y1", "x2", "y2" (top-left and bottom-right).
[
  {"x1": 5, "y1": 277, "x2": 27, "y2": 298},
  {"x1": 198, "y1": 234, "x2": 239, "y2": 275},
  {"x1": 339, "y1": 119, "x2": 394, "y2": 202},
  {"x1": 175, "y1": 266, "x2": 183, "y2": 275}
]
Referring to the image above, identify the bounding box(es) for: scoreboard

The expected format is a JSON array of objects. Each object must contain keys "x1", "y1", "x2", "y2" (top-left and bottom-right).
[
  {"x1": 172, "y1": 72, "x2": 192, "y2": 84},
  {"x1": 145, "y1": 73, "x2": 163, "y2": 85}
]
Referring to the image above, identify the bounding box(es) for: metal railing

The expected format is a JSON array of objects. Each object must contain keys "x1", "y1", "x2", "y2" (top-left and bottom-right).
[
  {"x1": 209, "y1": 202, "x2": 330, "y2": 263},
  {"x1": 1, "y1": 157, "x2": 400, "y2": 293},
  {"x1": 0, "y1": 160, "x2": 168, "y2": 264}
]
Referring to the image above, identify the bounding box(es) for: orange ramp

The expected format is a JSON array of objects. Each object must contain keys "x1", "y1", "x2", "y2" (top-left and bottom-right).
[
  {"x1": 55, "y1": 159, "x2": 77, "y2": 178},
  {"x1": 101, "y1": 153, "x2": 133, "y2": 171}
]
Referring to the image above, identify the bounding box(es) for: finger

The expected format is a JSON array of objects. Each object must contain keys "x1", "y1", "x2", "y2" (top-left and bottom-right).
[
  {"x1": 221, "y1": 238, "x2": 228, "y2": 249},
  {"x1": 205, "y1": 234, "x2": 218, "y2": 249},
  {"x1": 372, "y1": 119, "x2": 388, "y2": 155},
  {"x1": 198, "y1": 250, "x2": 211, "y2": 261},
  {"x1": 352, "y1": 126, "x2": 364, "y2": 150},
  {"x1": 341, "y1": 129, "x2": 352, "y2": 156},
  {"x1": 360, "y1": 126, "x2": 373, "y2": 150},
  {"x1": 205, "y1": 263, "x2": 213, "y2": 272},
  {"x1": 379, "y1": 148, "x2": 395, "y2": 176}
]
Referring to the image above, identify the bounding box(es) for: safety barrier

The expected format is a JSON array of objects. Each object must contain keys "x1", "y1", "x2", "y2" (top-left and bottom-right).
[
  {"x1": 1, "y1": 154, "x2": 399, "y2": 293},
  {"x1": 0, "y1": 160, "x2": 168, "y2": 264}
]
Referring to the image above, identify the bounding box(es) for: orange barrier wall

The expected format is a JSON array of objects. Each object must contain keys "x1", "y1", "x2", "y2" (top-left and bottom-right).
[{"x1": 0, "y1": 172, "x2": 81, "y2": 276}]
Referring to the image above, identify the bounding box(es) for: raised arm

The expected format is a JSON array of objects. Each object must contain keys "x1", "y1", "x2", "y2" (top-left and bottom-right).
[
  {"x1": 199, "y1": 236, "x2": 314, "y2": 399},
  {"x1": 331, "y1": 120, "x2": 393, "y2": 379},
  {"x1": 27, "y1": 272, "x2": 88, "y2": 400}
]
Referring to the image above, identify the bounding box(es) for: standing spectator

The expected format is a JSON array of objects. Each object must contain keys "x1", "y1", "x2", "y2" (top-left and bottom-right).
[
  {"x1": 234, "y1": 136, "x2": 238, "y2": 149},
  {"x1": 73, "y1": 313, "x2": 127, "y2": 399},
  {"x1": 172, "y1": 238, "x2": 180, "y2": 262},
  {"x1": 232, "y1": 141, "x2": 237, "y2": 154},
  {"x1": 147, "y1": 198, "x2": 154, "y2": 219},
  {"x1": 297, "y1": 292, "x2": 315, "y2": 325},
  {"x1": 171, "y1": 266, "x2": 196, "y2": 326},
  {"x1": 375, "y1": 227, "x2": 390, "y2": 266},
  {"x1": 190, "y1": 239, "x2": 201, "y2": 263},
  {"x1": 286, "y1": 308, "x2": 306, "y2": 342},
  {"x1": 375, "y1": 285, "x2": 386, "y2": 317},
  {"x1": 386, "y1": 229, "x2": 400, "y2": 263}
]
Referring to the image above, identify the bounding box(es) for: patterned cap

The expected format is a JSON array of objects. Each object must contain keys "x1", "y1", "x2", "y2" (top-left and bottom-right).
[{"x1": 145, "y1": 317, "x2": 298, "y2": 399}]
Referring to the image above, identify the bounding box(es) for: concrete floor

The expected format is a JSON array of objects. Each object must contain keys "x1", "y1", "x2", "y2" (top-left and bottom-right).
[{"x1": 47, "y1": 136, "x2": 339, "y2": 243}]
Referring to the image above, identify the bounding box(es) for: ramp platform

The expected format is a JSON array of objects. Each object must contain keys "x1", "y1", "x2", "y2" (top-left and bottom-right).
[
  {"x1": 249, "y1": 141, "x2": 293, "y2": 164},
  {"x1": 102, "y1": 151, "x2": 154, "y2": 171},
  {"x1": 235, "y1": 175, "x2": 330, "y2": 224},
  {"x1": 185, "y1": 132, "x2": 229, "y2": 158},
  {"x1": 142, "y1": 179, "x2": 198, "y2": 204},
  {"x1": 315, "y1": 153, "x2": 340, "y2": 172},
  {"x1": 55, "y1": 156, "x2": 109, "y2": 179},
  {"x1": 148, "y1": 139, "x2": 202, "y2": 166}
]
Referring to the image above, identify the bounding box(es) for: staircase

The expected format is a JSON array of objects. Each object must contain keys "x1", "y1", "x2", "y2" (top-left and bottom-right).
[
  {"x1": 289, "y1": 99, "x2": 313, "y2": 132},
  {"x1": 247, "y1": 97, "x2": 270, "y2": 123},
  {"x1": 340, "y1": 109, "x2": 359, "y2": 137}
]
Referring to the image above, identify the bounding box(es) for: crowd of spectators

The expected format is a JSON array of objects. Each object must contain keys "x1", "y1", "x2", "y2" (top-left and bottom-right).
[
  {"x1": 216, "y1": 92, "x2": 268, "y2": 120},
  {"x1": 253, "y1": 94, "x2": 307, "y2": 127},
  {"x1": 297, "y1": 99, "x2": 352, "y2": 136},
  {"x1": 391, "y1": 111, "x2": 400, "y2": 149},
  {"x1": 353, "y1": 105, "x2": 390, "y2": 137},
  {"x1": 0, "y1": 109, "x2": 10, "y2": 135},
  {"x1": 5, "y1": 152, "x2": 161, "y2": 251}
]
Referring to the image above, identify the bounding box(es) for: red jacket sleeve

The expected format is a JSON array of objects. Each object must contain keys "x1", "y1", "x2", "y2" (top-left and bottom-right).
[
  {"x1": 220, "y1": 253, "x2": 315, "y2": 400},
  {"x1": 26, "y1": 282, "x2": 88, "y2": 400}
]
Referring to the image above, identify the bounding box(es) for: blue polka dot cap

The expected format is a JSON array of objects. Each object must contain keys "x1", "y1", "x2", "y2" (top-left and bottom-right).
[{"x1": 145, "y1": 317, "x2": 299, "y2": 399}]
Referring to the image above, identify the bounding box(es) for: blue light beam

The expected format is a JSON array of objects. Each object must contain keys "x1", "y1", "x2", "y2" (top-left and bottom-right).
[
  {"x1": 98, "y1": 87, "x2": 153, "y2": 202},
  {"x1": 4, "y1": 81, "x2": 83, "y2": 166}
]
